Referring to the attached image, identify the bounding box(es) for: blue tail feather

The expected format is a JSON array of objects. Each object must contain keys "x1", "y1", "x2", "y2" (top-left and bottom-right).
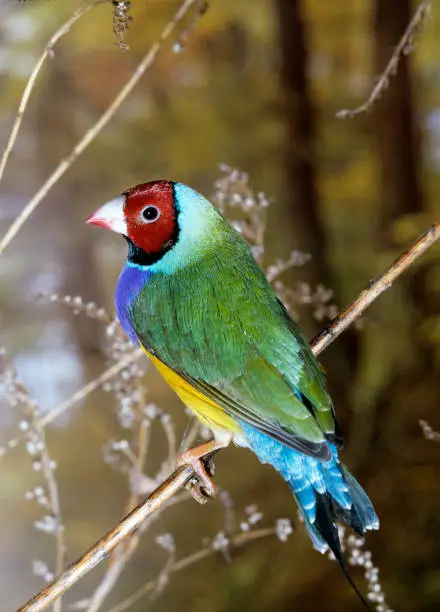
[
  {"x1": 341, "y1": 467, "x2": 380, "y2": 531},
  {"x1": 241, "y1": 423, "x2": 378, "y2": 552},
  {"x1": 241, "y1": 424, "x2": 379, "y2": 611}
]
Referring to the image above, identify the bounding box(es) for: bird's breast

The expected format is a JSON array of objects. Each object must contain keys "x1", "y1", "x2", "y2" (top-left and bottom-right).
[{"x1": 115, "y1": 263, "x2": 152, "y2": 343}]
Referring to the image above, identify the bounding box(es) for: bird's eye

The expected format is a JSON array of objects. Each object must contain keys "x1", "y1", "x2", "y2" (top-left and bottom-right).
[{"x1": 142, "y1": 205, "x2": 160, "y2": 223}]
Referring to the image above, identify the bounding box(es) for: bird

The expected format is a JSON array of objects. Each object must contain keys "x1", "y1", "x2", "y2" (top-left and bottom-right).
[{"x1": 87, "y1": 180, "x2": 379, "y2": 609}]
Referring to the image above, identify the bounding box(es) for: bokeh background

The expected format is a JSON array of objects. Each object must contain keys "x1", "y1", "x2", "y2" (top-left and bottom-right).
[{"x1": 1, "y1": 0, "x2": 440, "y2": 611}]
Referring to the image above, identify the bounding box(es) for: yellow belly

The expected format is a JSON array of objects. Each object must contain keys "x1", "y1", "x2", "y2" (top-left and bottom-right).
[{"x1": 142, "y1": 345, "x2": 240, "y2": 435}]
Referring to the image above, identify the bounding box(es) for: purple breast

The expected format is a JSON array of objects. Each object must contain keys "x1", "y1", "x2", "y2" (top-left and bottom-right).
[{"x1": 115, "y1": 263, "x2": 151, "y2": 344}]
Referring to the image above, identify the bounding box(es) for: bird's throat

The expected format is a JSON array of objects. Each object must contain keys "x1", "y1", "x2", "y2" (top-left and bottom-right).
[{"x1": 125, "y1": 236, "x2": 175, "y2": 267}]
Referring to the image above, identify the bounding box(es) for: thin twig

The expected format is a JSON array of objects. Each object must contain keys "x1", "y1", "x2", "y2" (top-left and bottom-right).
[
  {"x1": 39, "y1": 425, "x2": 66, "y2": 612},
  {"x1": 0, "y1": 0, "x2": 106, "y2": 187},
  {"x1": 0, "y1": 349, "x2": 144, "y2": 459},
  {"x1": 107, "y1": 527, "x2": 276, "y2": 612},
  {"x1": 129, "y1": 387, "x2": 152, "y2": 503},
  {"x1": 84, "y1": 547, "x2": 135, "y2": 612},
  {"x1": 112, "y1": 0, "x2": 133, "y2": 50},
  {"x1": 0, "y1": 352, "x2": 66, "y2": 612},
  {"x1": 336, "y1": 0, "x2": 432, "y2": 119},
  {"x1": 17, "y1": 218, "x2": 440, "y2": 612},
  {"x1": 35, "y1": 293, "x2": 111, "y2": 323},
  {"x1": 39, "y1": 349, "x2": 143, "y2": 430},
  {"x1": 180, "y1": 418, "x2": 201, "y2": 452},
  {"x1": 310, "y1": 219, "x2": 440, "y2": 354},
  {"x1": 0, "y1": 0, "x2": 201, "y2": 256},
  {"x1": 84, "y1": 385, "x2": 151, "y2": 612},
  {"x1": 161, "y1": 413, "x2": 178, "y2": 473}
]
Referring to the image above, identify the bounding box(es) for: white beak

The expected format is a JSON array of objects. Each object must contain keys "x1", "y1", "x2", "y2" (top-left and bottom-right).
[{"x1": 86, "y1": 196, "x2": 127, "y2": 234}]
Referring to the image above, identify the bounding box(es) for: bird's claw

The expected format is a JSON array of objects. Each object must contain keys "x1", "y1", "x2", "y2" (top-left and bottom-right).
[
  {"x1": 178, "y1": 452, "x2": 217, "y2": 503},
  {"x1": 177, "y1": 438, "x2": 230, "y2": 505},
  {"x1": 185, "y1": 477, "x2": 210, "y2": 504}
]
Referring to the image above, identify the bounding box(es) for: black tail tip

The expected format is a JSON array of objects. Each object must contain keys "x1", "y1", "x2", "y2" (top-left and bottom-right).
[{"x1": 315, "y1": 494, "x2": 374, "y2": 612}]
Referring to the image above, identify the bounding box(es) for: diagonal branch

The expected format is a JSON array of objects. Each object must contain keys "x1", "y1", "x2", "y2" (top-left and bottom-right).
[
  {"x1": 0, "y1": 348, "x2": 144, "y2": 459},
  {"x1": 0, "y1": 0, "x2": 107, "y2": 187},
  {"x1": 0, "y1": 0, "x2": 202, "y2": 256},
  {"x1": 336, "y1": 0, "x2": 432, "y2": 119},
  {"x1": 17, "y1": 467, "x2": 193, "y2": 612},
  {"x1": 17, "y1": 218, "x2": 440, "y2": 612},
  {"x1": 310, "y1": 219, "x2": 440, "y2": 353}
]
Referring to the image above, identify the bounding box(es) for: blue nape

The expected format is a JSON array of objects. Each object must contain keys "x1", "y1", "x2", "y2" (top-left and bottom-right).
[{"x1": 241, "y1": 422, "x2": 378, "y2": 552}]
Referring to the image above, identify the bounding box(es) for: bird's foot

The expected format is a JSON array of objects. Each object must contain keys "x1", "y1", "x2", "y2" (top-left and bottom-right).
[{"x1": 178, "y1": 438, "x2": 230, "y2": 504}]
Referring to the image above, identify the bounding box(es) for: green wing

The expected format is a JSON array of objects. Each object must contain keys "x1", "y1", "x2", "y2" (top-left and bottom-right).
[{"x1": 130, "y1": 232, "x2": 340, "y2": 461}]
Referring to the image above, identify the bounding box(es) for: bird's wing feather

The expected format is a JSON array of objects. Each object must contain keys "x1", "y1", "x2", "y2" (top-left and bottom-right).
[{"x1": 142, "y1": 341, "x2": 330, "y2": 459}]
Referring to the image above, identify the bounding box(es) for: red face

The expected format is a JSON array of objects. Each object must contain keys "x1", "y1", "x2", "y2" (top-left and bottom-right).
[
  {"x1": 123, "y1": 181, "x2": 178, "y2": 254},
  {"x1": 87, "y1": 181, "x2": 179, "y2": 257}
]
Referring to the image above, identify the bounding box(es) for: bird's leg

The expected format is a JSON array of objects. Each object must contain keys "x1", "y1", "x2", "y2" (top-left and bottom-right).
[{"x1": 178, "y1": 437, "x2": 231, "y2": 504}]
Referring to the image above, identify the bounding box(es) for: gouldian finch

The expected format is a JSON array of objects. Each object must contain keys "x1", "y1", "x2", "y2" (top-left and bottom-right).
[{"x1": 88, "y1": 181, "x2": 378, "y2": 608}]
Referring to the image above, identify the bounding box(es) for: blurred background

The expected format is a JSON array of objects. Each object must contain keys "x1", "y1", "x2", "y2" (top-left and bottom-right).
[{"x1": 1, "y1": 0, "x2": 440, "y2": 610}]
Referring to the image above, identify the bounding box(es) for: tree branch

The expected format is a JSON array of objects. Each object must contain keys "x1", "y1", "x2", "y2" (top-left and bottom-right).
[
  {"x1": 310, "y1": 219, "x2": 440, "y2": 353},
  {"x1": 17, "y1": 218, "x2": 440, "y2": 612},
  {"x1": 0, "y1": 352, "x2": 67, "y2": 612},
  {"x1": 18, "y1": 466, "x2": 193, "y2": 612},
  {"x1": 106, "y1": 526, "x2": 276, "y2": 612},
  {"x1": 336, "y1": 0, "x2": 431, "y2": 119},
  {"x1": 0, "y1": 0, "x2": 107, "y2": 188},
  {"x1": 0, "y1": 0, "x2": 202, "y2": 256},
  {"x1": 0, "y1": 348, "x2": 144, "y2": 459}
]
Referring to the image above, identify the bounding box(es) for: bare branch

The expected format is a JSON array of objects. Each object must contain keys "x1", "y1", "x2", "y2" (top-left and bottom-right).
[
  {"x1": 336, "y1": 0, "x2": 432, "y2": 119},
  {"x1": 17, "y1": 217, "x2": 440, "y2": 612},
  {"x1": 0, "y1": 351, "x2": 66, "y2": 612},
  {"x1": 84, "y1": 384, "x2": 152, "y2": 612},
  {"x1": 106, "y1": 526, "x2": 276, "y2": 612},
  {"x1": 35, "y1": 293, "x2": 111, "y2": 323},
  {"x1": 0, "y1": 348, "x2": 144, "y2": 459},
  {"x1": 0, "y1": 0, "x2": 106, "y2": 188},
  {"x1": 37, "y1": 347, "x2": 141, "y2": 429},
  {"x1": 310, "y1": 219, "x2": 440, "y2": 354},
  {"x1": 0, "y1": 0, "x2": 203, "y2": 256},
  {"x1": 84, "y1": 545, "x2": 136, "y2": 612},
  {"x1": 18, "y1": 466, "x2": 193, "y2": 612}
]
